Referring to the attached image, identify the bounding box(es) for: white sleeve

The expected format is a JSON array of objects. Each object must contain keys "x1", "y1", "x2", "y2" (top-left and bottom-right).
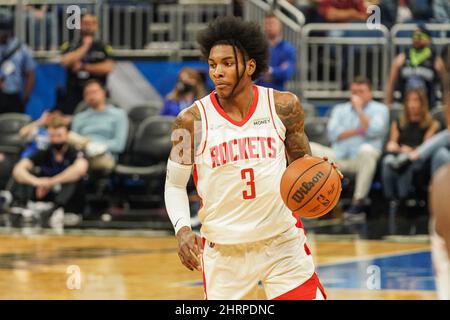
[{"x1": 164, "y1": 159, "x2": 193, "y2": 235}]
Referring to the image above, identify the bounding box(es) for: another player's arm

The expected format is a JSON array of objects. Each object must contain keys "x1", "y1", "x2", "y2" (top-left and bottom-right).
[
  {"x1": 165, "y1": 104, "x2": 203, "y2": 272},
  {"x1": 274, "y1": 91, "x2": 311, "y2": 165}
]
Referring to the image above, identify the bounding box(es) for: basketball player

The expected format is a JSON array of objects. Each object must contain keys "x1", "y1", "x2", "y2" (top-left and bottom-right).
[
  {"x1": 165, "y1": 16, "x2": 331, "y2": 300},
  {"x1": 430, "y1": 164, "x2": 450, "y2": 300}
]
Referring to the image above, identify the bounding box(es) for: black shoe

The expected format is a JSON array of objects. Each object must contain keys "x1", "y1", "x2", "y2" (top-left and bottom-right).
[{"x1": 389, "y1": 154, "x2": 411, "y2": 173}]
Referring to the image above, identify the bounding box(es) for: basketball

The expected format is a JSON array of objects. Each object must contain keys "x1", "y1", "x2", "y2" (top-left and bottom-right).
[{"x1": 280, "y1": 156, "x2": 342, "y2": 219}]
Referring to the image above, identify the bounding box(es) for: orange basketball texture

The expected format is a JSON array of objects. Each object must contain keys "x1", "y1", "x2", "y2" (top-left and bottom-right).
[{"x1": 280, "y1": 156, "x2": 342, "y2": 219}]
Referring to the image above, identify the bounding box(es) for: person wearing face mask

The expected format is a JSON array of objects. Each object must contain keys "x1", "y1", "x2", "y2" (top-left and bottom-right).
[
  {"x1": 0, "y1": 12, "x2": 36, "y2": 114},
  {"x1": 59, "y1": 13, "x2": 114, "y2": 115},
  {"x1": 11, "y1": 118, "x2": 88, "y2": 227},
  {"x1": 385, "y1": 25, "x2": 449, "y2": 110},
  {"x1": 160, "y1": 68, "x2": 208, "y2": 117}
]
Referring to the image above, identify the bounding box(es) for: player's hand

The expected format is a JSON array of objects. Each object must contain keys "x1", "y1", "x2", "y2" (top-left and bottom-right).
[
  {"x1": 176, "y1": 226, "x2": 203, "y2": 272},
  {"x1": 322, "y1": 156, "x2": 344, "y2": 180}
]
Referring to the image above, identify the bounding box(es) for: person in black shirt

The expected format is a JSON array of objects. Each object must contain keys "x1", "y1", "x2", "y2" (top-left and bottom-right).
[
  {"x1": 382, "y1": 88, "x2": 440, "y2": 212},
  {"x1": 385, "y1": 25, "x2": 449, "y2": 110},
  {"x1": 60, "y1": 13, "x2": 114, "y2": 115},
  {"x1": 12, "y1": 117, "x2": 88, "y2": 226}
]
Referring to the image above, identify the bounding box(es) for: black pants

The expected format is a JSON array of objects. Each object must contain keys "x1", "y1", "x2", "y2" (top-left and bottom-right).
[
  {"x1": 0, "y1": 91, "x2": 24, "y2": 114},
  {"x1": 10, "y1": 180, "x2": 86, "y2": 214},
  {"x1": 61, "y1": 85, "x2": 83, "y2": 115}
]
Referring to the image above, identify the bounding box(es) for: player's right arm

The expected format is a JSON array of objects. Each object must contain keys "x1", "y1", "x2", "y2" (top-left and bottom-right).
[{"x1": 165, "y1": 104, "x2": 203, "y2": 272}]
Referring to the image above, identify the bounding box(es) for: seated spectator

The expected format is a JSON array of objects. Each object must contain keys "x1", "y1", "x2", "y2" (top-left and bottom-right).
[
  {"x1": 60, "y1": 13, "x2": 114, "y2": 115},
  {"x1": 381, "y1": 89, "x2": 440, "y2": 213},
  {"x1": 160, "y1": 68, "x2": 207, "y2": 117},
  {"x1": 310, "y1": 77, "x2": 389, "y2": 220},
  {"x1": 385, "y1": 25, "x2": 449, "y2": 110},
  {"x1": 257, "y1": 12, "x2": 296, "y2": 91},
  {"x1": 71, "y1": 79, "x2": 128, "y2": 170},
  {"x1": 391, "y1": 102, "x2": 450, "y2": 175},
  {"x1": 316, "y1": 0, "x2": 368, "y2": 23},
  {"x1": 19, "y1": 109, "x2": 71, "y2": 158},
  {"x1": 11, "y1": 118, "x2": 88, "y2": 227},
  {"x1": 380, "y1": 0, "x2": 433, "y2": 28},
  {"x1": 0, "y1": 12, "x2": 36, "y2": 114},
  {"x1": 432, "y1": 0, "x2": 450, "y2": 23}
]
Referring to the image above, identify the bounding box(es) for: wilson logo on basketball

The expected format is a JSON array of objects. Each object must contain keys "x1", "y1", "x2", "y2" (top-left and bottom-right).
[{"x1": 291, "y1": 171, "x2": 325, "y2": 203}]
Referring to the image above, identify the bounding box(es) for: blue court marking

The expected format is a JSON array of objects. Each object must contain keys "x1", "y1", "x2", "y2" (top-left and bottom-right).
[
  {"x1": 181, "y1": 250, "x2": 436, "y2": 292},
  {"x1": 316, "y1": 250, "x2": 436, "y2": 291}
]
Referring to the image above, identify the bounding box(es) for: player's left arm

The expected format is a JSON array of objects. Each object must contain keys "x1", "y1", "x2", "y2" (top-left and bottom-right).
[{"x1": 274, "y1": 91, "x2": 312, "y2": 165}]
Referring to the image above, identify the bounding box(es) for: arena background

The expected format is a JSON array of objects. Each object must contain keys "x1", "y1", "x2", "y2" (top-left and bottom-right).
[{"x1": 0, "y1": 0, "x2": 448, "y2": 300}]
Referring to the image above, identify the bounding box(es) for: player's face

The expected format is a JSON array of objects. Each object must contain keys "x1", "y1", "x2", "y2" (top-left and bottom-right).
[{"x1": 208, "y1": 45, "x2": 252, "y2": 99}]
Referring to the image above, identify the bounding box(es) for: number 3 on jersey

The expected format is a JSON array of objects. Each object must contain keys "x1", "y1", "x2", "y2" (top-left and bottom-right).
[{"x1": 241, "y1": 168, "x2": 256, "y2": 200}]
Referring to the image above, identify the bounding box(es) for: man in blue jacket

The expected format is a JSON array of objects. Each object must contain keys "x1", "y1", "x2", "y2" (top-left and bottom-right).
[{"x1": 257, "y1": 12, "x2": 296, "y2": 91}]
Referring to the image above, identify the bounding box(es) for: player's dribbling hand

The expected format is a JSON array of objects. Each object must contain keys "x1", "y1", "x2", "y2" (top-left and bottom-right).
[
  {"x1": 322, "y1": 156, "x2": 344, "y2": 180},
  {"x1": 176, "y1": 226, "x2": 203, "y2": 272}
]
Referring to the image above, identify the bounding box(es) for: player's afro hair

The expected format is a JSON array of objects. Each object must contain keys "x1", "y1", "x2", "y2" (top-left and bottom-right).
[{"x1": 197, "y1": 16, "x2": 269, "y2": 81}]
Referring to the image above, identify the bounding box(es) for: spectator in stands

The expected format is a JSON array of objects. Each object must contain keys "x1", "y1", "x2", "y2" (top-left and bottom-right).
[
  {"x1": 71, "y1": 79, "x2": 128, "y2": 170},
  {"x1": 385, "y1": 25, "x2": 449, "y2": 110},
  {"x1": 310, "y1": 77, "x2": 389, "y2": 220},
  {"x1": 257, "y1": 12, "x2": 296, "y2": 91},
  {"x1": 433, "y1": 0, "x2": 450, "y2": 23},
  {"x1": 380, "y1": 0, "x2": 433, "y2": 28},
  {"x1": 0, "y1": 12, "x2": 36, "y2": 114},
  {"x1": 12, "y1": 118, "x2": 88, "y2": 227},
  {"x1": 160, "y1": 68, "x2": 207, "y2": 117},
  {"x1": 316, "y1": 0, "x2": 368, "y2": 23},
  {"x1": 19, "y1": 109, "x2": 71, "y2": 158},
  {"x1": 60, "y1": 13, "x2": 114, "y2": 115},
  {"x1": 381, "y1": 89, "x2": 440, "y2": 213}
]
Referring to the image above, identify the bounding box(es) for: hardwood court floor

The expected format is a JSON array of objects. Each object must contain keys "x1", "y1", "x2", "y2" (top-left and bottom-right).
[{"x1": 0, "y1": 230, "x2": 437, "y2": 300}]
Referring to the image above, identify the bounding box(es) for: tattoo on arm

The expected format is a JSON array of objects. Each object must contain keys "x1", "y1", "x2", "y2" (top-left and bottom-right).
[
  {"x1": 275, "y1": 92, "x2": 312, "y2": 164},
  {"x1": 170, "y1": 105, "x2": 202, "y2": 165}
]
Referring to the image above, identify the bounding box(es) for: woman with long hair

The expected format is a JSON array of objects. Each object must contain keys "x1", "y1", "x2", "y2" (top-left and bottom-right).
[
  {"x1": 382, "y1": 88, "x2": 440, "y2": 212},
  {"x1": 160, "y1": 68, "x2": 207, "y2": 116}
]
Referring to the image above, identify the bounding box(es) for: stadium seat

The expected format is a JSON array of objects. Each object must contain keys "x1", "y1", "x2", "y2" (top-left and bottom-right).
[
  {"x1": 127, "y1": 102, "x2": 162, "y2": 127},
  {"x1": 389, "y1": 104, "x2": 403, "y2": 122},
  {"x1": 302, "y1": 102, "x2": 318, "y2": 119},
  {"x1": 112, "y1": 116, "x2": 174, "y2": 207},
  {"x1": 431, "y1": 107, "x2": 446, "y2": 131},
  {"x1": 304, "y1": 116, "x2": 330, "y2": 147}
]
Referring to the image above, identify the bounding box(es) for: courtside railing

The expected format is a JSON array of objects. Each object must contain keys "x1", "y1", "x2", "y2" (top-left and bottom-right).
[
  {"x1": 0, "y1": 0, "x2": 233, "y2": 59},
  {"x1": 300, "y1": 23, "x2": 390, "y2": 100},
  {"x1": 244, "y1": 0, "x2": 304, "y2": 97}
]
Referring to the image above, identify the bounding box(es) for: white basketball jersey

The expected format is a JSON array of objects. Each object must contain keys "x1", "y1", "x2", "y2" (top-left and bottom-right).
[{"x1": 194, "y1": 85, "x2": 299, "y2": 244}]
